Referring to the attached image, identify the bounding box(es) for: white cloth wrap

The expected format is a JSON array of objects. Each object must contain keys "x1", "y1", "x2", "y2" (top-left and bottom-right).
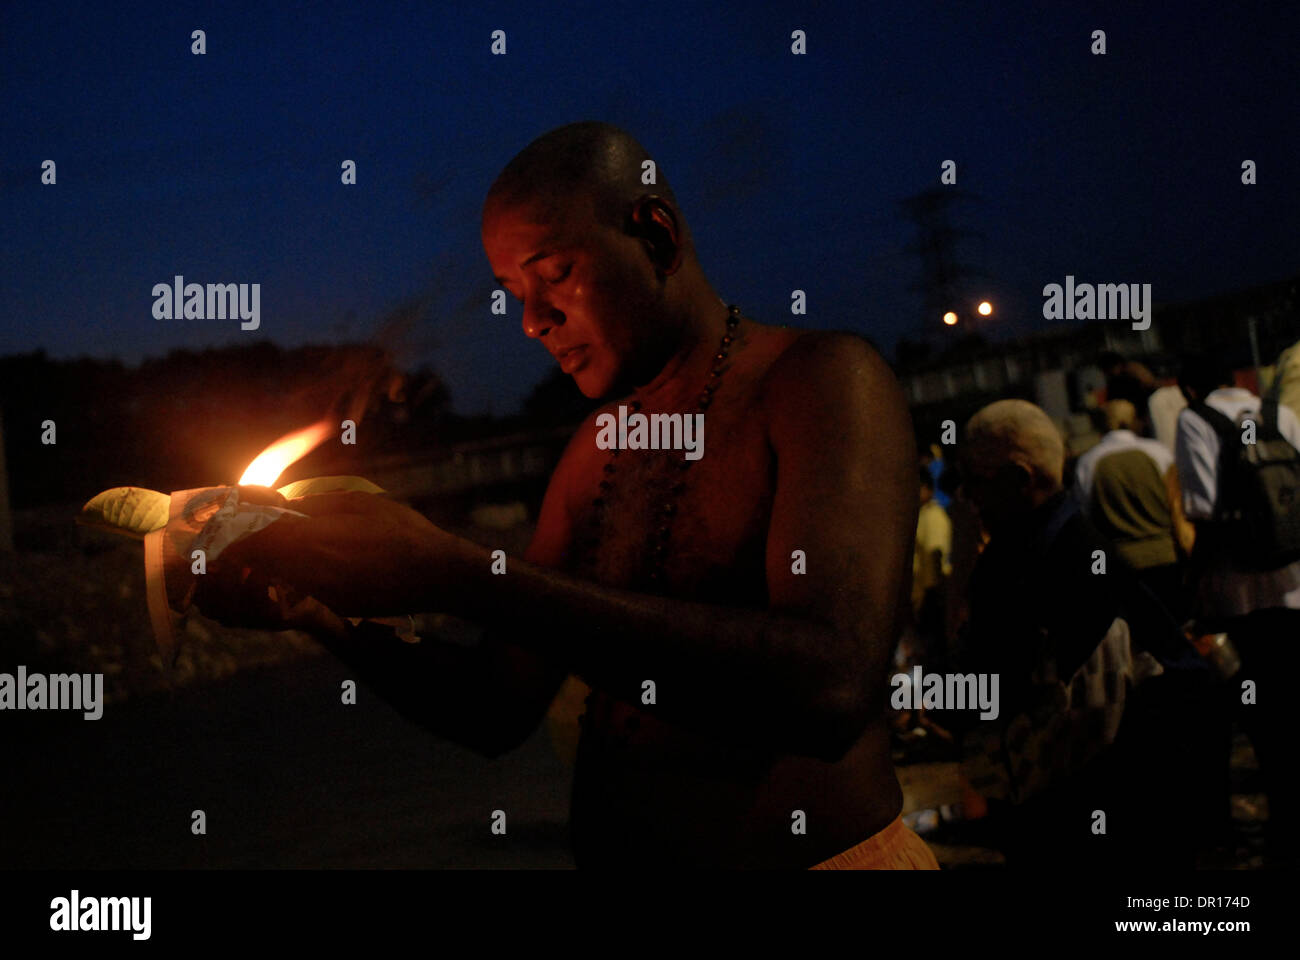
[
  {"x1": 143, "y1": 487, "x2": 307, "y2": 665},
  {"x1": 960, "y1": 616, "x2": 1145, "y2": 805}
]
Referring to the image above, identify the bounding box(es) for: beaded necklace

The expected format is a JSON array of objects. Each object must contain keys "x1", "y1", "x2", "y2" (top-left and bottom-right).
[
  {"x1": 576, "y1": 303, "x2": 744, "y2": 749},
  {"x1": 575, "y1": 304, "x2": 743, "y2": 589}
]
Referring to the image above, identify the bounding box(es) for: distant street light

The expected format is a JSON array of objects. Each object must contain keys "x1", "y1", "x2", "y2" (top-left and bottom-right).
[
  {"x1": 977, "y1": 301, "x2": 993, "y2": 316},
  {"x1": 942, "y1": 311, "x2": 959, "y2": 326}
]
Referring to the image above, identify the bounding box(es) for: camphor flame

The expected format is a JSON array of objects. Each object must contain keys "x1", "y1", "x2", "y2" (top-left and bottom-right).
[{"x1": 238, "y1": 419, "x2": 334, "y2": 487}]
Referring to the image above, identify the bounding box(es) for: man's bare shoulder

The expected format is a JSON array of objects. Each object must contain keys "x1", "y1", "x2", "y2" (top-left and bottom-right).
[{"x1": 758, "y1": 329, "x2": 905, "y2": 422}]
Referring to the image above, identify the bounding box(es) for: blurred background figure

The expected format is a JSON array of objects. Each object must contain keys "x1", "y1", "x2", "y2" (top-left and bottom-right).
[
  {"x1": 913, "y1": 465, "x2": 953, "y2": 672},
  {"x1": 889, "y1": 463, "x2": 955, "y2": 749},
  {"x1": 920, "y1": 443, "x2": 952, "y2": 510},
  {"x1": 1176, "y1": 353, "x2": 1300, "y2": 867},
  {"x1": 941, "y1": 460, "x2": 984, "y2": 665},
  {"x1": 1073, "y1": 399, "x2": 1193, "y2": 622},
  {"x1": 1270, "y1": 336, "x2": 1300, "y2": 423},
  {"x1": 953, "y1": 399, "x2": 1207, "y2": 867},
  {"x1": 1147, "y1": 383, "x2": 1189, "y2": 453},
  {"x1": 954, "y1": 399, "x2": 1133, "y2": 864},
  {"x1": 1097, "y1": 351, "x2": 1158, "y2": 434}
]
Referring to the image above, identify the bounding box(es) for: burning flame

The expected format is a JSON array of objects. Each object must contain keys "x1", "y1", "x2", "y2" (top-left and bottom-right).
[{"x1": 238, "y1": 419, "x2": 334, "y2": 487}]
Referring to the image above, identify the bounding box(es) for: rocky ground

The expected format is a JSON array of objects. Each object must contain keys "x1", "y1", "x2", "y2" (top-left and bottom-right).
[
  {"x1": 0, "y1": 504, "x2": 323, "y2": 707},
  {"x1": 0, "y1": 501, "x2": 533, "y2": 706}
]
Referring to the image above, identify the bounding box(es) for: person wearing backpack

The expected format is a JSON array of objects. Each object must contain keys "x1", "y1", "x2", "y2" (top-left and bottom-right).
[{"x1": 1175, "y1": 353, "x2": 1300, "y2": 867}]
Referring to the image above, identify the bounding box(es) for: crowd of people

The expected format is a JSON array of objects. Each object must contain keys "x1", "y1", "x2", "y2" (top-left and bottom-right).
[{"x1": 899, "y1": 339, "x2": 1300, "y2": 869}]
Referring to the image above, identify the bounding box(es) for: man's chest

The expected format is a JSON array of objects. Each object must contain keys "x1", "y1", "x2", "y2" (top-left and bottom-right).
[{"x1": 566, "y1": 408, "x2": 774, "y2": 599}]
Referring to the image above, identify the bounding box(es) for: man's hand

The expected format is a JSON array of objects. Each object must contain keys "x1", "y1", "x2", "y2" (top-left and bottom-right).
[
  {"x1": 201, "y1": 488, "x2": 471, "y2": 619},
  {"x1": 190, "y1": 485, "x2": 298, "y2": 629}
]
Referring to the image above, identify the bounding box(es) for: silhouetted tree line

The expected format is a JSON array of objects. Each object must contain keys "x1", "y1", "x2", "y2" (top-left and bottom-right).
[
  {"x1": 0, "y1": 343, "x2": 458, "y2": 509},
  {"x1": 0, "y1": 342, "x2": 612, "y2": 510}
]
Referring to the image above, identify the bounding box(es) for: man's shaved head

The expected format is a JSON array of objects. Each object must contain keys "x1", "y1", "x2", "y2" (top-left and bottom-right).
[
  {"x1": 481, "y1": 122, "x2": 718, "y2": 399},
  {"x1": 484, "y1": 121, "x2": 684, "y2": 243}
]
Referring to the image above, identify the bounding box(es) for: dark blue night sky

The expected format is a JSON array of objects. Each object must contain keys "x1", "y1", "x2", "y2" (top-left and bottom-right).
[{"x1": 4, "y1": 0, "x2": 1297, "y2": 413}]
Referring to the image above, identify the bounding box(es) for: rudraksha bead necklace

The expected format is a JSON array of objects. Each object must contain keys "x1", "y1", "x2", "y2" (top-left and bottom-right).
[{"x1": 576, "y1": 303, "x2": 743, "y2": 589}]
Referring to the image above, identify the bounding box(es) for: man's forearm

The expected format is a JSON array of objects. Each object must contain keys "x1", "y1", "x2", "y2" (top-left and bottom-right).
[{"x1": 432, "y1": 538, "x2": 881, "y2": 759}]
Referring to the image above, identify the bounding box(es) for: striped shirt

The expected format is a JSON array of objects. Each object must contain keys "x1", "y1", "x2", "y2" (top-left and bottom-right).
[{"x1": 1174, "y1": 388, "x2": 1300, "y2": 617}]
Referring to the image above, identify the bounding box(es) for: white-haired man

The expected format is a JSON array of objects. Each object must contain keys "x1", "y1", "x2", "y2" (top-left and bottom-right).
[{"x1": 954, "y1": 399, "x2": 1208, "y2": 866}]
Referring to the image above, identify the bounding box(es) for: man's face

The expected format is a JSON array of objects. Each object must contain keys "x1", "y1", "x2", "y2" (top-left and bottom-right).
[
  {"x1": 481, "y1": 194, "x2": 668, "y2": 399},
  {"x1": 960, "y1": 451, "x2": 1032, "y2": 536}
]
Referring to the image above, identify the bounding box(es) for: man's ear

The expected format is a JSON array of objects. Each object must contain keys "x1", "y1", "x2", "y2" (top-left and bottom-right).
[
  {"x1": 1003, "y1": 459, "x2": 1035, "y2": 497},
  {"x1": 627, "y1": 195, "x2": 684, "y2": 276}
]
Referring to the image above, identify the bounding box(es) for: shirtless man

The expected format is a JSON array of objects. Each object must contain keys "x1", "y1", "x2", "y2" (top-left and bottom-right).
[{"x1": 211, "y1": 122, "x2": 931, "y2": 869}]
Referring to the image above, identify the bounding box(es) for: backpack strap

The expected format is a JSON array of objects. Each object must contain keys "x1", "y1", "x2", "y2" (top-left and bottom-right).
[
  {"x1": 1260, "y1": 397, "x2": 1281, "y2": 440},
  {"x1": 1188, "y1": 398, "x2": 1238, "y2": 439}
]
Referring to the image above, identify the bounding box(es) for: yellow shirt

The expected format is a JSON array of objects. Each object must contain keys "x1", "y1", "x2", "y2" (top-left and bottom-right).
[
  {"x1": 913, "y1": 500, "x2": 953, "y2": 613},
  {"x1": 1273, "y1": 340, "x2": 1300, "y2": 424}
]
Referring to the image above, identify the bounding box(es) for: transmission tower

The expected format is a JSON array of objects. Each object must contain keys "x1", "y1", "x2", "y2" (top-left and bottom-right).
[{"x1": 899, "y1": 187, "x2": 985, "y2": 339}]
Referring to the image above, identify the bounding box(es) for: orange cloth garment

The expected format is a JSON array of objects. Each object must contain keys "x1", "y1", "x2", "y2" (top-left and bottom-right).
[{"x1": 809, "y1": 815, "x2": 940, "y2": 870}]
